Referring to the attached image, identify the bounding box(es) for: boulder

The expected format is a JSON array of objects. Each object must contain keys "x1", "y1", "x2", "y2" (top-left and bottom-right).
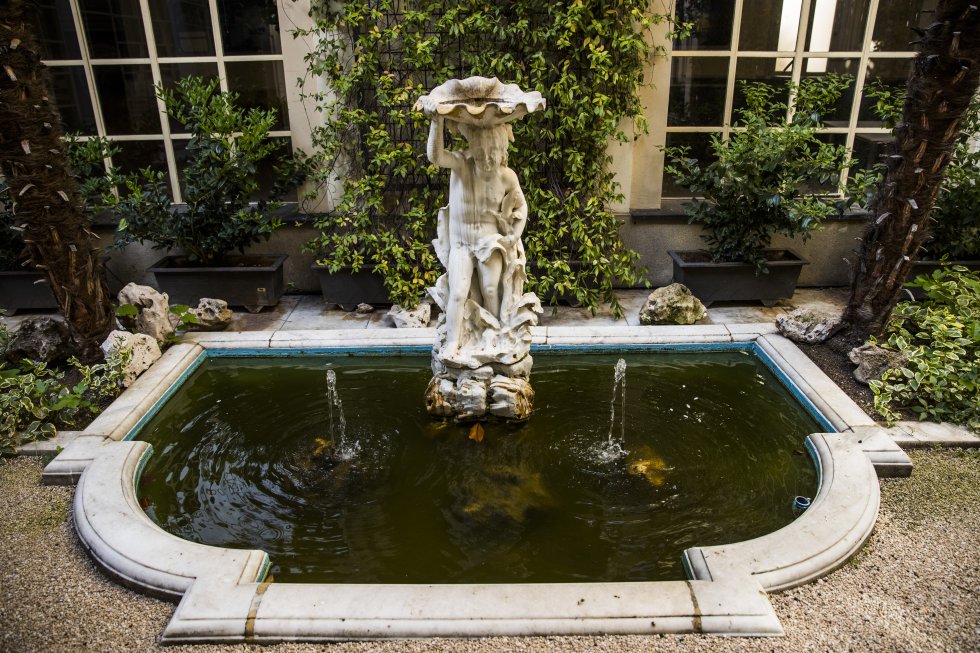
[
  {"x1": 101, "y1": 330, "x2": 161, "y2": 387},
  {"x1": 117, "y1": 283, "x2": 173, "y2": 344},
  {"x1": 849, "y1": 343, "x2": 912, "y2": 384},
  {"x1": 387, "y1": 302, "x2": 431, "y2": 328},
  {"x1": 776, "y1": 308, "x2": 842, "y2": 344},
  {"x1": 187, "y1": 298, "x2": 233, "y2": 331},
  {"x1": 5, "y1": 317, "x2": 72, "y2": 363},
  {"x1": 639, "y1": 283, "x2": 707, "y2": 325}
]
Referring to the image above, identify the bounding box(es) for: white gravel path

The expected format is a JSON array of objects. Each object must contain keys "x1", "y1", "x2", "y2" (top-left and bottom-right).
[{"x1": 1, "y1": 449, "x2": 977, "y2": 653}]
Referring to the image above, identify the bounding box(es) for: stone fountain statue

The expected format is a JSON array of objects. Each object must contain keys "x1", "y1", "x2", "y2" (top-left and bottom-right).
[{"x1": 415, "y1": 77, "x2": 546, "y2": 422}]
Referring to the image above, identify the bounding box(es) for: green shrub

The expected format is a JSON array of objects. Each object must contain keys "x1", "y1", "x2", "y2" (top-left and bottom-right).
[
  {"x1": 870, "y1": 265, "x2": 980, "y2": 432},
  {"x1": 112, "y1": 76, "x2": 305, "y2": 265},
  {"x1": 300, "y1": 1, "x2": 677, "y2": 313},
  {"x1": 0, "y1": 353, "x2": 128, "y2": 456},
  {"x1": 664, "y1": 75, "x2": 862, "y2": 271}
]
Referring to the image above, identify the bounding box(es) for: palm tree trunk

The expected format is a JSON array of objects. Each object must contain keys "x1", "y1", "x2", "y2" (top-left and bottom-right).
[
  {"x1": 842, "y1": 1, "x2": 980, "y2": 339},
  {"x1": 0, "y1": 0, "x2": 113, "y2": 360}
]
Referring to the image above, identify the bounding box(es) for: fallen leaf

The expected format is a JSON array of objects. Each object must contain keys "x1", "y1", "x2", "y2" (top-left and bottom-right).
[{"x1": 468, "y1": 423, "x2": 485, "y2": 443}]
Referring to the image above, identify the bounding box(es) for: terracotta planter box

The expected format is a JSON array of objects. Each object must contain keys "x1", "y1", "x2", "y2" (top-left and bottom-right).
[
  {"x1": 668, "y1": 249, "x2": 808, "y2": 307},
  {"x1": 313, "y1": 264, "x2": 391, "y2": 310},
  {"x1": 149, "y1": 254, "x2": 287, "y2": 310},
  {"x1": 0, "y1": 270, "x2": 58, "y2": 313}
]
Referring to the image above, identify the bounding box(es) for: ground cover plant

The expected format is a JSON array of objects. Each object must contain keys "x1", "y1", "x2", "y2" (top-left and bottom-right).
[
  {"x1": 870, "y1": 265, "x2": 980, "y2": 432},
  {"x1": 300, "y1": 0, "x2": 680, "y2": 313}
]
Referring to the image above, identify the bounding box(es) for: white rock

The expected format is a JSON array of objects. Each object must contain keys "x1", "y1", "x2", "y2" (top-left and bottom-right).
[
  {"x1": 387, "y1": 302, "x2": 432, "y2": 328},
  {"x1": 117, "y1": 283, "x2": 173, "y2": 344},
  {"x1": 776, "y1": 308, "x2": 842, "y2": 344},
  {"x1": 849, "y1": 343, "x2": 911, "y2": 384},
  {"x1": 100, "y1": 330, "x2": 161, "y2": 388},
  {"x1": 187, "y1": 298, "x2": 233, "y2": 331},
  {"x1": 639, "y1": 283, "x2": 707, "y2": 325}
]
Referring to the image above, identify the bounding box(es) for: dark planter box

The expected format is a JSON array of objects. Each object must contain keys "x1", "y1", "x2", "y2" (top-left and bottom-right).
[
  {"x1": 0, "y1": 270, "x2": 58, "y2": 313},
  {"x1": 668, "y1": 249, "x2": 808, "y2": 307},
  {"x1": 149, "y1": 254, "x2": 287, "y2": 309},
  {"x1": 313, "y1": 264, "x2": 391, "y2": 310}
]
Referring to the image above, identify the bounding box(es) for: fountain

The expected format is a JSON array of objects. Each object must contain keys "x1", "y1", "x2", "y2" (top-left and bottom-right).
[{"x1": 415, "y1": 77, "x2": 546, "y2": 422}]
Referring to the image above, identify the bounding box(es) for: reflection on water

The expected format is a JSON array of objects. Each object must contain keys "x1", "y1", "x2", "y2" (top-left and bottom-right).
[{"x1": 138, "y1": 352, "x2": 819, "y2": 584}]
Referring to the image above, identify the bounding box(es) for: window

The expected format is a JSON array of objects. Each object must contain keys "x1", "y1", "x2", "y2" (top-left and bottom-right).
[
  {"x1": 661, "y1": 0, "x2": 935, "y2": 200},
  {"x1": 34, "y1": 0, "x2": 301, "y2": 203}
]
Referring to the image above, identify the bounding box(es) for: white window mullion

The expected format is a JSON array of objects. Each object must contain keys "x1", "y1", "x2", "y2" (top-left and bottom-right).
[
  {"x1": 722, "y1": 0, "x2": 744, "y2": 138},
  {"x1": 208, "y1": 0, "x2": 229, "y2": 92},
  {"x1": 66, "y1": 0, "x2": 106, "y2": 139},
  {"x1": 137, "y1": 0, "x2": 182, "y2": 204}
]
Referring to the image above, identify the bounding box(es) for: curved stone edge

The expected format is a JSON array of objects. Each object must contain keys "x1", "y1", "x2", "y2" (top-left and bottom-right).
[
  {"x1": 683, "y1": 432, "x2": 880, "y2": 592},
  {"x1": 73, "y1": 440, "x2": 269, "y2": 602},
  {"x1": 63, "y1": 325, "x2": 895, "y2": 641}
]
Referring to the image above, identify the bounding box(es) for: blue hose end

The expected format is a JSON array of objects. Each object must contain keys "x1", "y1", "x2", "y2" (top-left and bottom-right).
[{"x1": 793, "y1": 495, "x2": 812, "y2": 513}]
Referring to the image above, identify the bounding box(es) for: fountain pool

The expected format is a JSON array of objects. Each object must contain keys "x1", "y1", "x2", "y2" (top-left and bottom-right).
[{"x1": 48, "y1": 325, "x2": 908, "y2": 642}]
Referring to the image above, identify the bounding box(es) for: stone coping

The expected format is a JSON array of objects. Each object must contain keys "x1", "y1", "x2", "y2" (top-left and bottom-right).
[{"x1": 46, "y1": 325, "x2": 911, "y2": 642}]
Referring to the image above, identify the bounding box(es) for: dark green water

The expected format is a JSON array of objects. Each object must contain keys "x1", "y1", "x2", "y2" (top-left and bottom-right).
[{"x1": 137, "y1": 351, "x2": 820, "y2": 584}]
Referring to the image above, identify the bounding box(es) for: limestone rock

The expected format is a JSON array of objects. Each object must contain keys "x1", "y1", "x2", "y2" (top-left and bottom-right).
[
  {"x1": 187, "y1": 298, "x2": 233, "y2": 331},
  {"x1": 849, "y1": 343, "x2": 912, "y2": 384},
  {"x1": 117, "y1": 283, "x2": 173, "y2": 344},
  {"x1": 101, "y1": 330, "x2": 161, "y2": 387},
  {"x1": 387, "y1": 302, "x2": 431, "y2": 328},
  {"x1": 776, "y1": 308, "x2": 842, "y2": 344},
  {"x1": 488, "y1": 375, "x2": 534, "y2": 420},
  {"x1": 639, "y1": 283, "x2": 707, "y2": 325},
  {"x1": 5, "y1": 317, "x2": 72, "y2": 363},
  {"x1": 354, "y1": 303, "x2": 374, "y2": 314}
]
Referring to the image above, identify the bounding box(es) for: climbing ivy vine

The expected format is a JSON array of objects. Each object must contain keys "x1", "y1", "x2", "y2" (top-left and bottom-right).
[{"x1": 299, "y1": 0, "x2": 678, "y2": 312}]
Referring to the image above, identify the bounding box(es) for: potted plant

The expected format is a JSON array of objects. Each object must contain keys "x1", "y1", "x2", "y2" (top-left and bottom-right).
[
  {"x1": 664, "y1": 76, "x2": 861, "y2": 306},
  {"x1": 112, "y1": 77, "x2": 304, "y2": 310}
]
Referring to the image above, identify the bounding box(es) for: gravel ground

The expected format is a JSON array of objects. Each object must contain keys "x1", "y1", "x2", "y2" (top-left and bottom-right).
[{"x1": 1, "y1": 449, "x2": 978, "y2": 653}]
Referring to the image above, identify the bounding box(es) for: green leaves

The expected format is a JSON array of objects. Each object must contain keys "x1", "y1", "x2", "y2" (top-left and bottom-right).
[
  {"x1": 664, "y1": 76, "x2": 856, "y2": 271},
  {"x1": 300, "y1": 0, "x2": 664, "y2": 313},
  {"x1": 872, "y1": 265, "x2": 980, "y2": 432},
  {"x1": 110, "y1": 76, "x2": 305, "y2": 264}
]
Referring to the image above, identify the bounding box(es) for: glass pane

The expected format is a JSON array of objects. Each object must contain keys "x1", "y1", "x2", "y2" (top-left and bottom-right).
[
  {"x1": 93, "y1": 65, "x2": 160, "y2": 135},
  {"x1": 159, "y1": 63, "x2": 220, "y2": 132},
  {"x1": 79, "y1": 0, "x2": 148, "y2": 59},
  {"x1": 852, "y1": 132, "x2": 893, "y2": 172},
  {"x1": 662, "y1": 132, "x2": 720, "y2": 197},
  {"x1": 873, "y1": 0, "x2": 937, "y2": 51},
  {"x1": 217, "y1": 0, "x2": 281, "y2": 55},
  {"x1": 732, "y1": 58, "x2": 793, "y2": 118},
  {"x1": 673, "y1": 0, "x2": 735, "y2": 51},
  {"x1": 801, "y1": 58, "x2": 859, "y2": 124},
  {"x1": 858, "y1": 58, "x2": 912, "y2": 125},
  {"x1": 149, "y1": 0, "x2": 215, "y2": 57},
  {"x1": 225, "y1": 61, "x2": 289, "y2": 130},
  {"x1": 800, "y1": 133, "x2": 848, "y2": 193},
  {"x1": 49, "y1": 66, "x2": 97, "y2": 134},
  {"x1": 805, "y1": 0, "x2": 870, "y2": 52},
  {"x1": 739, "y1": 0, "x2": 800, "y2": 52},
  {"x1": 113, "y1": 140, "x2": 173, "y2": 199},
  {"x1": 31, "y1": 0, "x2": 81, "y2": 60},
  {"x1": 669, "y1": 57, "x2": 729, "y2": 127}
]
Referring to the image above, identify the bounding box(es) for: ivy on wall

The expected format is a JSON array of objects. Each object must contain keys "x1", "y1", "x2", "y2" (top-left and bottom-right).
[{"x1": 299, "y1": 0, "x2": 677, "y2": 312}]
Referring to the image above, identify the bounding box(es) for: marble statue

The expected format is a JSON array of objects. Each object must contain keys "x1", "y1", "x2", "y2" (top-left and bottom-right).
[{"x1": 415, "y1": 77, "x2": 546, "y2": 421}]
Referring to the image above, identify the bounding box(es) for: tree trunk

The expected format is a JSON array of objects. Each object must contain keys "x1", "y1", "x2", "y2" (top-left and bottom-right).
[
  {"x1": 842, "y1": 1, "x2": 980, "y2": 339},
  {"x1": 0, "y1": 0, "x2": 113, "y2": 360}
]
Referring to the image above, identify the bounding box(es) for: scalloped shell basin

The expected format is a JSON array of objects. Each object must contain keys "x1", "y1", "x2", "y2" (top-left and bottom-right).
[{"x1": 135, "y1": 350, "x2": 820, "y2": 584}]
